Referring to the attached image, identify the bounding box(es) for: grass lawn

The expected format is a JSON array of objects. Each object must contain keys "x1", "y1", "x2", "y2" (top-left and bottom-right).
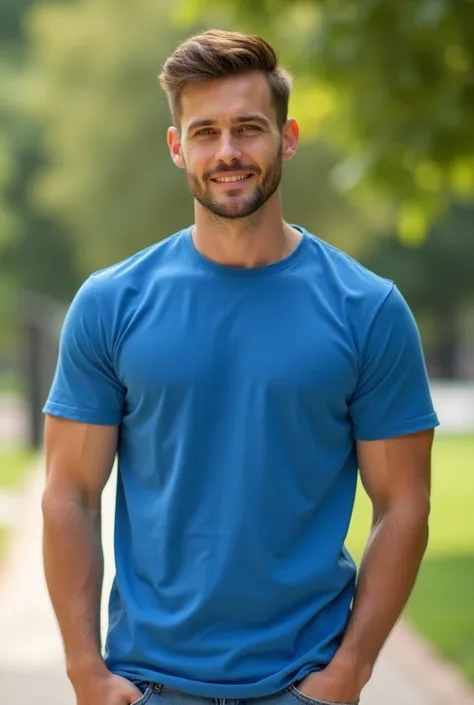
[
  {"x1": 346, "y1": 433, "x2": 474, "y2": 683},
  {"x1": 0, "y1": 446, "x2": 36, "y2": 489}
]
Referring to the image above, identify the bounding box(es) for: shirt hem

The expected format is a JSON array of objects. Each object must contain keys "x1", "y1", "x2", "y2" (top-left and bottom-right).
[
  {"x1": 354, "y1": 412, "x2": 440, "y2": 441},
  {"x1": 43, "y1": 400, "x2": 121, "y2": 425},
  {"x1": 109, "y1": 665, "x2": 325, "y2": 699}
]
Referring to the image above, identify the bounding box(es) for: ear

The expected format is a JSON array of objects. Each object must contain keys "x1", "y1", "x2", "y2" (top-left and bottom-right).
[
  {"x1": 167, "y1": 127, "x2": 185, "y2": 169},
  {"x1": 282, "y1": 119, "x2": 299, "y2": 161}
]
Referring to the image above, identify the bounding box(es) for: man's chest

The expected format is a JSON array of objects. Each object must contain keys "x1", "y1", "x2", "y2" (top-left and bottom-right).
[{"x1": 115, "y1": 289, "x2": 358, "y2": 414}]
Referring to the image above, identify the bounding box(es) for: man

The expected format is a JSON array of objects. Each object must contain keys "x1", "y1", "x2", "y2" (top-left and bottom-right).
[{"x1": 42, "y1": 29, "x2": 439, "y2": 705}]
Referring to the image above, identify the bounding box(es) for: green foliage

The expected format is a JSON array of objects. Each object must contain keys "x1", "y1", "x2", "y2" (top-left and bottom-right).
[
  {"x1": 359, "y1": 202, "x2": 474, "y2": 376},
  {"x1": 178, "y1": 0, "x2": 474, "y2": 239},
  {"x1": 282, "y1": 140, "x2": 374, "y2": 256},
  {"x1": 0, "y1": 61, "x2": 23, "y2": 251},
  {"x1": 0, "y1": 103, "x2": 81, "y2": 301},
  {"x1": 0, "y1": 0, "x2": 37, "y2": 44},
  {"x1": 361, "y1": 203, "x2": 474, "y2": 311},
  {"x1": 25, "y1": 0, "x2": 195, "y2": 274},
  {"x1": 0, "y1": 0, "x2": 79, "y2": 311},
  {"x1": 0, "y1": 274, "x2": 19, "y2": 350}
]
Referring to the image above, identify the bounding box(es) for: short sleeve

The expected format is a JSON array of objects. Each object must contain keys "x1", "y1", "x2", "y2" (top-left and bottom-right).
[
  {"x1": 350, "y1": 285, "x2": 439, "y2": 441},
  {"x1": 43, "y1": 277, "x2": 125, "y2": 425}
]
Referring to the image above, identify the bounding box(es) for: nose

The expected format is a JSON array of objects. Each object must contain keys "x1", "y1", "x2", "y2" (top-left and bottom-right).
[{"x1": 214, "y1": 133, "x2": 242, "y2": 165}]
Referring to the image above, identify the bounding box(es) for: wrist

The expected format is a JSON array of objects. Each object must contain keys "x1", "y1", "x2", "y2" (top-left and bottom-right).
[
  {"x1": 329, "y1": 649, "x2": 373, "y2": 690},
  {"x1": 66, "y1": 654, "x2": 109, "y2": 684}
]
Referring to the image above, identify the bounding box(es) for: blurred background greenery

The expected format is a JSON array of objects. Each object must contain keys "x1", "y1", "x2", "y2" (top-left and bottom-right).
[{"x1": 0, "y1": 0, "x2": 473, "y2": 685}]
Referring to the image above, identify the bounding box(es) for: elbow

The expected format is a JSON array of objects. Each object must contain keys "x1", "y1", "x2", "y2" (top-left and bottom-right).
[
  {"x1": 396, "y1": 498, "x2": 431, "y2": 549},
  {"x1": 41, "y1": 483, "x2": 88, "y2": 523},
  {"x1": 41, "y1": 485, "x2": 72, "y2": 526},
  {"x1": 41, "y1": 485, "x2": 101, "y2": 534},
  {"x1": 400, "y1": 496, "x2": 431, "y2": 530},
  {"x1": 373, "y1": 495, "x2": 431, "y2": 543},
  {"x1": 416, "y1": 493, "x2": 431, "y2": 528},
  {"x1": 373, "y1": 493, "x2": 430, "y2": 525},
  {"x1": 410, "y1": 493, "x2": 431, "y2": 524}
]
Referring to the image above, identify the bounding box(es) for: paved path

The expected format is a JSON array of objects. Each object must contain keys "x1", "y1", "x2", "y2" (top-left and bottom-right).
[
  {"x1": 0, "y1": 394, "x2": 28, "y2": 447},
  {"x1": 0, "y1": 395, "x2": 29, "y2": 527},
  {"x1": 1, "y1": 463, "x2": 473, "y2": 705}
]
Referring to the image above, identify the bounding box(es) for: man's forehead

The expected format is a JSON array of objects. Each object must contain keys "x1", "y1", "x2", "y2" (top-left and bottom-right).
[{"x1": 180, "y1": 73, "x2": 274, "y2": 124}]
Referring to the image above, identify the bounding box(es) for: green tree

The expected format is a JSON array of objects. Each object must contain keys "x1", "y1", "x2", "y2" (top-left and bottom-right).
[
  {"x1": 178, "y1": 0, "x2": 474, "y2": 241},
  {"x1": 26, "y1": 0, "x2": 194, "y2": 274},
  {"x1": 0, "y1": 0, "x2": 79, "y2": 302}
]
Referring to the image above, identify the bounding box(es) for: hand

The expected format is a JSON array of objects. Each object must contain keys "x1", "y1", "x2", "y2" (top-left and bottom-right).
[
  {"x1": 295, "y1": 662, "x2": 362, "y2": 704},
  {"x1": 72, "y1": 669, "x2": 144, "y2": 705}
]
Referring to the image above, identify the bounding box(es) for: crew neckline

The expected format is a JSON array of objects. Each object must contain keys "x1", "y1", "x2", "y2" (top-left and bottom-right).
[{"x1": 182, "y1": 224, "x2": 309, "y2": 277}]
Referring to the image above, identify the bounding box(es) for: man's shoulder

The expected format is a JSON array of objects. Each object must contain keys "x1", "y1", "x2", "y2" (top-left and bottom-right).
[
  {"x1": 89, "y1": 229, "x2": 186, "y2": 289},
  {"x1": 303, "y1": 228, "x2": 394, "y2": 303}
]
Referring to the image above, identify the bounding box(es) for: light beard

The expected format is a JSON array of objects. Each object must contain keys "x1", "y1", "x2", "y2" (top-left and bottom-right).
[{"x1": 186, "y1": 148, "x2": 283, "y2": 220}]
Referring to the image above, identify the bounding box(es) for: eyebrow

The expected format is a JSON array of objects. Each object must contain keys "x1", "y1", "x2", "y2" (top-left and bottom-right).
[{"x1": 186, "y1": 115, "x2": 271, "y2": 134}]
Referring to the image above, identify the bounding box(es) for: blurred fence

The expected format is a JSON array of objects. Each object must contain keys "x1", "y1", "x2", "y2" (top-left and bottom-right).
[{"x1": 19, "y1": 292, "x2": 67, "y2": 449}]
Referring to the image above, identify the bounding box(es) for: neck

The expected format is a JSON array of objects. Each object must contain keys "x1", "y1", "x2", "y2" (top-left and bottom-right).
[{"x1": 192, "y1": 192, "x2": 302, "y2": 269}]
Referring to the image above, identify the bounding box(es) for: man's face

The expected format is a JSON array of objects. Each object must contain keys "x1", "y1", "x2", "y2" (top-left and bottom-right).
[{"x1": 168, "y1": 72, "x2": 297, "y2": 220}]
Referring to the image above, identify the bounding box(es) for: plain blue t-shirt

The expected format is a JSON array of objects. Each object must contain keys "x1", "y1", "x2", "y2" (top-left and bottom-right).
[{"x1": 43, "y1": 225, "x2": 439, "y2": 697}]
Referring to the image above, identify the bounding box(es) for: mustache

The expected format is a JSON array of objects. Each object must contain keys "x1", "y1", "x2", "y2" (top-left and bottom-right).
[{"x1": 204, "y1": 164, "x2": 261, "y2": 180}]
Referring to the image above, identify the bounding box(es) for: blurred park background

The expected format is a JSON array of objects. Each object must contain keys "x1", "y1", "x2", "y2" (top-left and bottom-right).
[{"x1": 0, "y1": 0, "x2": 473, "y2": 692}]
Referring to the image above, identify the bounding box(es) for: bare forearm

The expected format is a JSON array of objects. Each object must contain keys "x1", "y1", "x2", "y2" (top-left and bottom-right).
[
  {"x1": 42, "y1": 489, "x2": 106, "y2": 678},
  {"x1": 333, "y1": 505, "x2": 429, "y2": 681}
]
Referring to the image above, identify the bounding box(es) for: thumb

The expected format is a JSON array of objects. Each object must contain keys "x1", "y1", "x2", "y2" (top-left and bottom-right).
[
  {"x1": 129, "y1": 685, "x2": 145, "y2": 701},
  {"x1": 117, "y1": 677, "x2": 144, "y2": 703}
]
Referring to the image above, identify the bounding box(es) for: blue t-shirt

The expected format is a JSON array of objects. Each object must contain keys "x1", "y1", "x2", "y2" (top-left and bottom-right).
[{"x1": 44, "y1": 225, "x2": 439, "y2": 697}]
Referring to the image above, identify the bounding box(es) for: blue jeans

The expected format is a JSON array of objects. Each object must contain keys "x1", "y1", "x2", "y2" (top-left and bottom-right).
[{"x1": 131, "y1": 682, "x2": 359, "y2": 705}]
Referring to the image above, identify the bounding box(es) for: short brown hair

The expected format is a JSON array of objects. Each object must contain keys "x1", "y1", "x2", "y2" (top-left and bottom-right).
[{"x1": 158, "y1": 29, "x2": 292, "y2": 129}]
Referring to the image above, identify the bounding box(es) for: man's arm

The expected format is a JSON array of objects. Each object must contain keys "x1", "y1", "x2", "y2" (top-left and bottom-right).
[
  {"x1": 297, "y1": 428, "x2": 434, "y2": 702},
  {"x1": 42, "y1": 415, "x2": 117, "y2": 676},
  {"x1": 42, "y1": 415, "x2": 142, "y2": 704},
  {"x1": 333, "y1": 429, "x2": 433, "y2": 678}
]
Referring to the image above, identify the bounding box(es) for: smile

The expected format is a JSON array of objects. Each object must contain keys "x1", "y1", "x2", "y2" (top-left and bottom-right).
[{"x1": 211, "y1": 174, "x2": 254, "y2": 183}]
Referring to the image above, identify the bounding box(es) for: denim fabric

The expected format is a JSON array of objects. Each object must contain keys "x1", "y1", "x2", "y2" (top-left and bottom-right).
[{"x1": 130, "y1": 682, "x2": 359, "y2": 705}]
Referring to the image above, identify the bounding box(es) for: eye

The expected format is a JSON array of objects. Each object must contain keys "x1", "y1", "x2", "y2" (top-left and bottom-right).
[
  {"x1": 240, "y1": 125, "x2": 260, "y2": 132},
  {"x1": 195, "y1": 128, "x2": 215, "y2": 136}
]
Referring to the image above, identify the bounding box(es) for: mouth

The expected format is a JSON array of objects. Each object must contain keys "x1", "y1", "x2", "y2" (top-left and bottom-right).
[{"x1": 209, "y1": 173, "x2": 255, "y2": 186}]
